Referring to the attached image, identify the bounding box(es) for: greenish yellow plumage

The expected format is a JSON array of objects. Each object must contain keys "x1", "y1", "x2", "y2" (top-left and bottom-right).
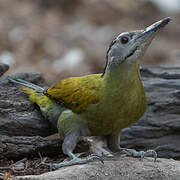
[
  {"x1": 20, "y1": 64, "x2": 147, "y2": 137},
  {"x1": 47, "y1": 74, "x2": 102, "y2": 113},
  {"x1": 8, "y1": 17, "x2": 170, "y2": 168},
  {"x1": 80, "y1": 62, "x2": 147, "y2": 135},
  {"x1": 21, "y1": 87, "x2": 64, "y2": 127},
  {"x1": 22, "y1": 87, "x2": 51, "y2": 106},
  {"x1": 45, "y1": 61, "x2": 147, "y2": 136}
]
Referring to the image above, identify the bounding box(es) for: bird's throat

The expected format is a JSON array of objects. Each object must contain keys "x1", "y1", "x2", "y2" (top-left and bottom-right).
[{"x1": 103, "y1": 60, "x2": 141, "y2": 89}]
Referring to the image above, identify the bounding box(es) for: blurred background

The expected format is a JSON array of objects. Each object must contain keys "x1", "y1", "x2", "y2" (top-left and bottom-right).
[{"x1": 0, "y1": 0, "x2": 179, "y2": 83}]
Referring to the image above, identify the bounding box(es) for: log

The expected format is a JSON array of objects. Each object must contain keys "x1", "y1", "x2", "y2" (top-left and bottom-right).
[{"x1": 0, "y1": 66, "x2": 180, "y2": 160}]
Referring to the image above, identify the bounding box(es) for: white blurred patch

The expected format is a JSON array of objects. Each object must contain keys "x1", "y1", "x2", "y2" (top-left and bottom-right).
[
  {"x1": 8, "y1": 26, "x2": 25, "y2": 42},
  {"x1": 66, "y1": 21, "x2": 114, "y2": 43},
  {"x1": 0, "y1": 51, "x2": 16, "y2": 66},
  {"x1": 52, "y1": 48, "x2": 85, "y2": 73},
  {"x1": 169, "y1": 49, "x2": 180, "y2": 61},
  {"x1": 141, "y1": 0, "x2": 180, "y2": 13}
]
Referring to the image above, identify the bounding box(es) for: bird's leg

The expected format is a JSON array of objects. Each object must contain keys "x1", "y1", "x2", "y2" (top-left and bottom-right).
[
  {"x1": 51, "y1": 152, "x2": 102, "y2": 170},
  {"x1": 50, "y1": 130, "x2": 103, "y2": 170},
  {"x1": 106, "y1": 134, "x2": 157, "y2": 161},
  {"x1": 88, "y1": 136, "x2": 114, "y2": 157}
]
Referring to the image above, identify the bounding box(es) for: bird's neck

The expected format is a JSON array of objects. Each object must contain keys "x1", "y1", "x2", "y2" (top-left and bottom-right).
[
  {"x1": 102, "y1": 60, "x2": 141, "y2": 89},
  {"x1": 100, "y1": 59, "x2": 147, "y2": 122}
]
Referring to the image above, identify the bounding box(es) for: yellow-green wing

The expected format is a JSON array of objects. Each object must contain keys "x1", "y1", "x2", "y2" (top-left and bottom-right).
[{"x1": 47, "y1": 74, "x2": 102, "y2": 113}]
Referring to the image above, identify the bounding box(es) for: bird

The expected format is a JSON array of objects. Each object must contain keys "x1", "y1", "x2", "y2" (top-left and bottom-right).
[{"x1": 8, "y1": 17, "x2": 171, "y2": 169}]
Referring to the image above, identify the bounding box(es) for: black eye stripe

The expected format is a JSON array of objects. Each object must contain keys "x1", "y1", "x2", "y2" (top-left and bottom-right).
[
  {"x1": 106, "y1": 38, "x2": 117, "y2": 59},
  {"x1": 102, "y1": 38, "x2": 117, "y2": 78},
  {"x1": 124, "y1": 46, "x2": 138, "y2": 59}
]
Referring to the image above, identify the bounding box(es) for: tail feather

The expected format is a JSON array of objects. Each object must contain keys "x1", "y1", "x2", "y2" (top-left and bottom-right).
[
  {"x1": 8, "y1": 76, "x2": 44, "y2": 93},
  {"x1": 8, "y1": 76, "x2": 63, "y2": 128}
]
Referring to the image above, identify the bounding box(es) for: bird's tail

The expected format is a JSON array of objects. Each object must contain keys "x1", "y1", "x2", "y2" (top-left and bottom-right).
[
  {"x1": 8, "y1": 77, "x2": 44, "y2": 92},
  {"x1": 8, "y1": 76, "x2": 45, "y2": 104},
  {"x1": 8, "y1": 76, "x2": 64, "y2": 128}
]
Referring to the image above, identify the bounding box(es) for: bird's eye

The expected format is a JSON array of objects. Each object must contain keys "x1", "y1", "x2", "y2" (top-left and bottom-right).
[{"x1": 121, "y1": 36, "x2": 129, "y2": 44}]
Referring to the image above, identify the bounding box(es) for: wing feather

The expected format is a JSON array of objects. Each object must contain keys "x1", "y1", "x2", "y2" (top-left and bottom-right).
[{"x1": 47, "y1": 74, "x2": 102, "y2": 113}]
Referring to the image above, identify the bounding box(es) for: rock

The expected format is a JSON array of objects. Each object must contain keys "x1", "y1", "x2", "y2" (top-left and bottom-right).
[
  {"x1": 14, "y1": 157, "x2": 180, "y2": 180},
  {"x1": 0, "y1": 72, "x2": 55, "y2": 137},
  {"x1": 0, "y1": 134, "x2": 89, "y2": 160},
  {"x1": 121, "y1": 66, "x2": 180, "y2": 159},
  {"x1": 1, "y1": 66, "x2": 180, "y2": 160},
  {"x1": 0, "y1": 63, "x2": 9, "y2": 77}
]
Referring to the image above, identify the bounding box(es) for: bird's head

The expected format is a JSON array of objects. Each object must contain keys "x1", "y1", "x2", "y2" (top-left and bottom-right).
[{"x1": 102, "y1": 17, "x2": 171, "y2": 76}]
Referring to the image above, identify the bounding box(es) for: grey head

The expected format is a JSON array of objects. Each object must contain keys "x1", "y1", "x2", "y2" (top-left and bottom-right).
[{"x1": 102, "y1": 17, "x2": 171, "y2": 76}]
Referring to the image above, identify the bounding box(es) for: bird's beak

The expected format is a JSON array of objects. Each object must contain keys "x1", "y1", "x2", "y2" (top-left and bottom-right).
[{"x1": 135, "y1": 17, "x2": 171, "y2": 43}]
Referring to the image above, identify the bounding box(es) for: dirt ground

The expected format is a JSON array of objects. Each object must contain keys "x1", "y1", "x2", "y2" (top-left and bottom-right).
[{"x1": 0, "y1": 155, "x2": 69, "y2": 177}]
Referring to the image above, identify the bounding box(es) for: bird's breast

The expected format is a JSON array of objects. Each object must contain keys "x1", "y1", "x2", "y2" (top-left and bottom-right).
[{"x1": 82, "y1": 79, "x2": 147, "y2": 136}]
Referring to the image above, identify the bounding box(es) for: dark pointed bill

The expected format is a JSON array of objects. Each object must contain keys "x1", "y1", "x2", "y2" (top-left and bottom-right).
[{"x1": 136, "y1": 17, "x2": 171, "y2": 40}]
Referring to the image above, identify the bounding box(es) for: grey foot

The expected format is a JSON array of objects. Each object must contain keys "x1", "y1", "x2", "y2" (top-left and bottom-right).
[
  {"x1": 50, "y1": 154, "x2": 103, "y2": 170},
  {"x1": 118, "y1": 148, "x2": 157, "y2": 162}
]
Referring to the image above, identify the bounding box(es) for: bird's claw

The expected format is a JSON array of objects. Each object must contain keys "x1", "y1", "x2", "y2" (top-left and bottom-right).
[
  {"x1": 119, "y1": 148, "x2": 157, "y2": 162},
  {"x1": 139, "y1": 149, "x2": 157, "y2": 162},
  {"x1": 49, "y1": 154, "x2": 103, "y2": 170},
  {"x1": 86, "y1": 154, "x2": 104, "y2": 164}
]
